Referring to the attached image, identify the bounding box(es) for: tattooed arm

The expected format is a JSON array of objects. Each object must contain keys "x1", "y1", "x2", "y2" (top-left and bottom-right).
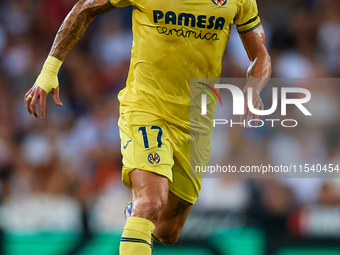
[
  {"x1": 25, "y1": 0, "x2": 114, "y2": 118},
  {"x1": 51, "y1": 0, "x2": 114, "y2": 61},
  {"x1": 239, "y1": 25, "x2": 271, "y2": 128}
]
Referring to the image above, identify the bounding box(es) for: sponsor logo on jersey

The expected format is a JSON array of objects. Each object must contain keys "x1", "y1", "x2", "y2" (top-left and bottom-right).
[
  {"x1": 123, "y1": 140, "x2": 132, "y2": 150},
  {"x1": 153, "y1": 11, "x2": 225, "y2": 30},
  {"x1": 148, "y1": 152, "x2": 161, "y2": 165},
  {"x1": 211, "y1": 0, "x2": 227, "y2": 7},
  {"x1": 153, "y1": 11, "x2": 225, "y2": 41}
]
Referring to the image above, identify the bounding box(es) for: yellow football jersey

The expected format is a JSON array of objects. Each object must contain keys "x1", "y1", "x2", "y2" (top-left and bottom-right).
[{"x1": 109, "y1": 0, "x2": 260, "y2": 130}]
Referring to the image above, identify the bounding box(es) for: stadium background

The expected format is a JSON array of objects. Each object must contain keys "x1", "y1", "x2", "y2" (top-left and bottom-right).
[{"x1": 0, "y1": 0, "x2": 340, "y2": 254}]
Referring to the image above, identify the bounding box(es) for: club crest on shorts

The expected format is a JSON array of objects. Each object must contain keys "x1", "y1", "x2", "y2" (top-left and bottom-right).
[
  {"x1": 211, "y1": 0, "x2": 227, "y2": 6},
  {"x1": 148, "y1": 152, "x2": 160, "y2": 165}
]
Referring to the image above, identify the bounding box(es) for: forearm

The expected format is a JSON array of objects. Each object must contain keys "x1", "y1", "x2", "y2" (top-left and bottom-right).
[
  {"x1": 244, "y1": 52, "x2": 271, "y2": 94},
  {"x1": 49, "y1": 0, "x2": 114, "y2": 61},
  {"x1": 240, "y1": 26, "x2": 272, "y2": 94}
]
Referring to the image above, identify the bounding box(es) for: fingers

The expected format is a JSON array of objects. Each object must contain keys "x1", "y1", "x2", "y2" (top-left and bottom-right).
[
  {"x1": 39, "y1": 91, "x2": 47, "y2": 119},
  {"x1": 246, "y1": 106, "x2": 253, "y2": 129},
  {"x1": 253, "y1": 102, "x2": 264, "y2": 128},
  {"x1": 24, "y1": 88, "x2": 33, "y2": 114},
  {"x1": 240, "y1": 96, "x2": 247, "y2": 124},
  {"x1": 242, "y1": 94, "x2": 264, "y2": 129},
  {"x1": 24, "y1": 85, "x2": 49, "y2": 118},
  {"x1": 31, "y1": 93, "x2": 40, "y2": 118},
  {"x1": 52, "y1": 87, "x2": 63, "y2": 107}
]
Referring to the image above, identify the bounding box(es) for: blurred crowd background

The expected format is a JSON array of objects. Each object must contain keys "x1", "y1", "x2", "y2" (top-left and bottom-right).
[{"x1": 0, "y1": 0, "x2": 340, "y2": 247}]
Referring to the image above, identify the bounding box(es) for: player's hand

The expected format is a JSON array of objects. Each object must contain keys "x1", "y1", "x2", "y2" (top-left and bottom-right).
[
  {"x1": 24, "y1": 84, "x2": 63, "y2": 119},
  {"x1": 24, "y1": 56, "x2": 63, "y2": 118},
  {"x1": 240, "y1": 90, "x2": 264, "y2": 129}
]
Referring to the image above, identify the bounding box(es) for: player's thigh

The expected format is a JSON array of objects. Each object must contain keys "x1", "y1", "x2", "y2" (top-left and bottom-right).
[
  {"x1": 130, "y1": 169, "x2": 170, "y2": 224},
  {"x1": 167, "y1": 125, "x2": 212, "y2": 205},
  {"x1": 119, "y1": 111, "x2": 175, "y2": 188},
  {"x1": 154, "y1": 191, "x2": 192, "y2": 243}
]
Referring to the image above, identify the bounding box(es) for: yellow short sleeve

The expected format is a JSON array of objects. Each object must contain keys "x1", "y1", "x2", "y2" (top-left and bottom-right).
[
  {"x1": 108, "y1": 0, "x2": 132, "y2": 8},
  {"x1": 235, "y1": 0, "x2": 261, "y2": 34}
]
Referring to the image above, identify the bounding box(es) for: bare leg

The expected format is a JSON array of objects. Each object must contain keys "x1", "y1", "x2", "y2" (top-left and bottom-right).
[
  {"x1": 129, "y1": 169, "x2": 192, "y2": 245},
  {"x1": 130, "y1": 169, "x2": 169, "y2": 224},
  {"x1": 154, "y1": 191, "x2": 192, "y2": 245}
]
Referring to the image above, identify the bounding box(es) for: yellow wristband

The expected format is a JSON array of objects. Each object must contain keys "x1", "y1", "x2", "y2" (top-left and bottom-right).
[{"x1": 35, "y1": 56, "x2": 63, "y2": 93}]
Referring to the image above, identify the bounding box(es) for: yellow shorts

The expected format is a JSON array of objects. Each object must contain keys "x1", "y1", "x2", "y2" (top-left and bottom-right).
[{"x1": 118, "y1": 111, "x2": 211, "y2": 204}]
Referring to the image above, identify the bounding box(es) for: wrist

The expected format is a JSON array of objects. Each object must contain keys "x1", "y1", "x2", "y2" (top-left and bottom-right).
[
  {"x1": 243, "y1": 79, "x2": 267, "y2": 94},
  {"x1": 35, "y1": 56, "x2": 63, "y2": 93},
  {"x1": 41, "y1": 56, "x2": 63, "y2": 75}
]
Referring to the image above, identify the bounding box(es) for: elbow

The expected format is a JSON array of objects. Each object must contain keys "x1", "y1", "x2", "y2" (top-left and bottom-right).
[{"x1": 73, "y1": 0, "x2": 96, "y2": 20}]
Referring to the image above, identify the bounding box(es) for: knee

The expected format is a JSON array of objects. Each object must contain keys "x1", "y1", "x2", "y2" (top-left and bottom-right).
[{"x1": 132, "y1": 197, "x2": 167, "y2": 222}]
